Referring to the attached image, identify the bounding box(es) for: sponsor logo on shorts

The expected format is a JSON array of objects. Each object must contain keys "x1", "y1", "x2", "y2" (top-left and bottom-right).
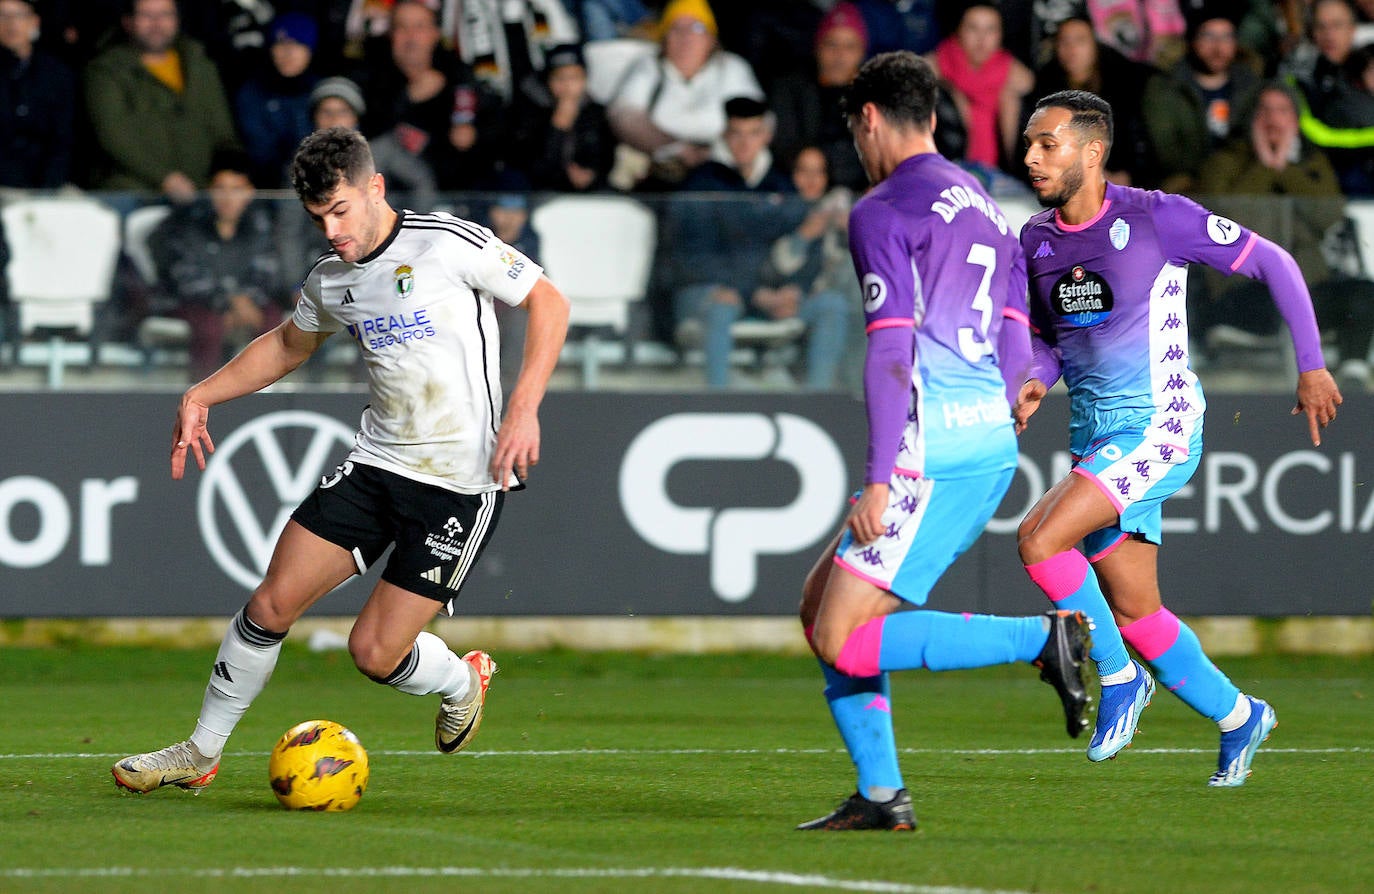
[{"x1": 425, "y1": 516, "x2": 466, "y2": 561}]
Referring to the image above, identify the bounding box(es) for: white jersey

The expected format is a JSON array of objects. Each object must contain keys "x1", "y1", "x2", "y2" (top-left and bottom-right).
[{"x1": 294, "y1": 210, "x2": 542, "y2": 494}]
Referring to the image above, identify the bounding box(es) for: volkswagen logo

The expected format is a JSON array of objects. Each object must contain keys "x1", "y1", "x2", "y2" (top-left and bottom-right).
[{"x1": 197, "y1": 410, "x2": 356, "y2": 590}]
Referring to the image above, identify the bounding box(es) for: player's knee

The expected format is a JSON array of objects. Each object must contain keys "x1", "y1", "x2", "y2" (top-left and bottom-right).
[
  {"x1": 348, "y1": 634, "x2": 402, "y2": 681},
  {"x1": 809, "y1": 623, "x2": 848, "y2": 667},
  {"x1": 244, "y1": 590, "x2": 295, "y2": 635},
  {"x1": 1016, "y1": 522, "x2": 1054, "y2": 565}
]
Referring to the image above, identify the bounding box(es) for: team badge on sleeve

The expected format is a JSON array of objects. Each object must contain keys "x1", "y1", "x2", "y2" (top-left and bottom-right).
[
  {"x1": 394, "y1": 265, "x2": 414, "y2": 298},
  {"x1": 862, "y1": 273, "x2": 888, "y2": 313},
  {"x1": 1205, "y1": 214, "x2": 1241, "y2": 246}
]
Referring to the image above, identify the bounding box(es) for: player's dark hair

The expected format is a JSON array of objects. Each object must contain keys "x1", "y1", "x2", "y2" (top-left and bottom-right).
[
  {"x1": 841, "y1": 50, "x2": 938, "y2": 131},
  {"x1": 290, "y1": 127, "x2": 376, "y2": 206},
  {"x1": 1034, "y1": 89, "x2": 1114, "y2": 155}
]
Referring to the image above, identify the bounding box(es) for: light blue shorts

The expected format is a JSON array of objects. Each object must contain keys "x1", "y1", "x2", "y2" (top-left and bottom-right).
[
  {"x1": 1074, "y1": 422, "x2": 1204, "y2": 559},
  {"x1": 834, "y1": 466, "x2": 1015, "y2": 605}
]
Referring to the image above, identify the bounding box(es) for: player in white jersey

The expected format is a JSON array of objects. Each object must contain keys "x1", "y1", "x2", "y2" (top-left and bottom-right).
[{"x1": 112, "y1": 127, "x2": 570, "y2": 795}]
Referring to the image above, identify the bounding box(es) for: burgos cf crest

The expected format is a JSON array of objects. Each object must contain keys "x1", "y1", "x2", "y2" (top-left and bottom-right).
[{"x1": 394, "y1": 265, "x2": 414, "y2": 298}]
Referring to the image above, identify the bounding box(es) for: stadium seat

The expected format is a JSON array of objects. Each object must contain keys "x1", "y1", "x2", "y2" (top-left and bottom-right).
[
  {"x1": 2, "y1": 196, "x2": 122, "y2": 387},
  {"x1": 530, "y1": 194, "x2": 657, "y2": 388},
  {"x1": 1346, "y1": 200, "x2": 1374, "y2": 283},
  {"x1": 121, "y1": 204, "x2": 193, "y2": 366},
  {"x1": 583, "y1": 38, "x2": 656, "y2": 105}
]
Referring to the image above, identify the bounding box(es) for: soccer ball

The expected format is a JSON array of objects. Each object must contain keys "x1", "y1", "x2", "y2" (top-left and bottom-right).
[{"x1": 268, "y1": 720, "x2": 369, "y2": 811}]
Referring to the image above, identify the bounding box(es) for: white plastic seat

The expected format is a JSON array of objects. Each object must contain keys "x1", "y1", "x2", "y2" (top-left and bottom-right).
[
  {"x1": 530, "y1": 194, "x2": 657, "y2": 388},
  {"x1": 2, "y1": 195, "x2": 122, "y2": 386},
  {"x1": 121, "y1": 203, "x2": 193, "y2": 361}
]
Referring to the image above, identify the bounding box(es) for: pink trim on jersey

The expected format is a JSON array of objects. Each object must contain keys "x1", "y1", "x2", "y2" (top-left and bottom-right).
[
  {"x1": 1055, "y1": 198, "x2": 1112, "y2": 232},
  {"x1": 835, "y1": 616, "x2": 885, "y2": 678},
  {"x1": 1072, "y1": 465, "x2": 1125, "y2": 513},
  {"x1": 893, "y1": 465, "x2": 924, "y2": 479},
  {"x1": 833, "y1": 555, "x2": 889, "y2": 590},
  {"x1": 1230, "y1": 231, "x2": 1258, "y2": 272},
  {"x1": 1120, "y1": 607, "x2": 1181, "y2": 661},
  {"x1": 1003, "y1": 307, "x2": 1030, "y2": 326},
  {"x1": 866, "y1": 317, "x2": 914, "y2": 334},
  {"x1": 1085, "y1": 532, "x2": 1129, "y2": 563},
  {"x1": 1025, "y1": 549, "x2": 1088, "y2": 602}
]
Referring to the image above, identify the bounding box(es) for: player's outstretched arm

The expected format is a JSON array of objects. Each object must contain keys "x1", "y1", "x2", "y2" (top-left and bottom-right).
[
  {"x1": 1293, "y1": 367, "x2": 1342, "y2": 447},
  {"x1": 490, "y1": 276, "x2": 570, "y2": 489},
  {"x1": 170, "y1": 319, "x2": 328, "y2": 479}
]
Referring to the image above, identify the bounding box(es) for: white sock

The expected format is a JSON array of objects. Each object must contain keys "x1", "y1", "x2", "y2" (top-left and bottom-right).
[
  {"x1": 190, "y1": 608, "x2": 286, "y2": 760},
  {"x1": 383, "y1": 631, "x2": 473, "y2": 702},
  {"x1": 1099, "y1": 661, "x2": 1139, "y2": 687},
  {"x1": 1217, "y1": 693, "x2": 1252, "y2": 732}
]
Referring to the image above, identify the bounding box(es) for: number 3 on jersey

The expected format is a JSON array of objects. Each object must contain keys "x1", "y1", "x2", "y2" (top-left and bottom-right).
[{"x1": 957, "y1": 242, "x2": 996, "y2": 363}]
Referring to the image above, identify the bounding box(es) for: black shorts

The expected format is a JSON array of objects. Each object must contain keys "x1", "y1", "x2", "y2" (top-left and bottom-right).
[{"x1": 291, "y1": 460, "x2": 504, "y2": 610}]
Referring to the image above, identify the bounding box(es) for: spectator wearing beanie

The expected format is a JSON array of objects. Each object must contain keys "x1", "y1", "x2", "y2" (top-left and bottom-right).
[
  {"x1": 770, "y1": 2, "x2": 870, "y2": 192},
  {"x1": 235, "y1": 12, "x2": 320, "y2": 188},
  {"x1": 607, "y1": 0, "x2": 764, "y2": 188}
]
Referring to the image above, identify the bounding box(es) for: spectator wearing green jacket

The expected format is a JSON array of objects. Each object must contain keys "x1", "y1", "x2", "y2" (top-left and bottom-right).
[
  {"x1": 1142, "y1": 11, "x2": 1262, "y2": 193},
  {"x1": 84, "y1": 0, "x2": 240, "y2": 200},
  {"x1": 1193, "y1": 81, "x2": 1374, "y2": 389}
]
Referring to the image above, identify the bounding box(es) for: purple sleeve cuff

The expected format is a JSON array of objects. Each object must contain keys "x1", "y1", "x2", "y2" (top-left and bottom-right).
[
  {"x1": 863, "y1": 325, "x2": 913, "y2": 484},
  {"x1": 997, "y1": 311, "x2": 1032, "y2": 408},
  {"x1": 1027, "y1": 336, "x2": 1062, "y2": 388},
  {"x1": 1232, "y1": 234, "x2": 1326, "y2": 372}
]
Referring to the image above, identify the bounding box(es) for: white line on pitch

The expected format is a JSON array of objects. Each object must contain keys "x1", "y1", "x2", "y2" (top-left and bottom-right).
[
  {"x1": 2, "y1": 746, "x2": 1369, "y2": 760},
  {"x1": 0, "y1": 865, "x2": 1031, "y2": 894}
]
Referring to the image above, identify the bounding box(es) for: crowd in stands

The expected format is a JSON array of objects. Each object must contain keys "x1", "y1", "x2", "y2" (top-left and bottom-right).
[{"x1": 1, "y1": 0, "x2": 1372, "y2": 388}]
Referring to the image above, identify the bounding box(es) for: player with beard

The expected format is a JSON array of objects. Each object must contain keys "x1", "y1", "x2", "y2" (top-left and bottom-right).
[
  {"x1": 795, "y1": 52, "x2": 1095, "y2": 832},
  {"x1": 1014, "y1": 90, "x2": 1340, "y2": 784},
  {"x1": 112, "y1": 127, "x2": 569, "y2": 794}
]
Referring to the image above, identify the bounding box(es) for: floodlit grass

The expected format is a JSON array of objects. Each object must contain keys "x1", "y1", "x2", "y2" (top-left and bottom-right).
[{"x1": 1, "y1": 646, "x2": 1371, "y2": 893}]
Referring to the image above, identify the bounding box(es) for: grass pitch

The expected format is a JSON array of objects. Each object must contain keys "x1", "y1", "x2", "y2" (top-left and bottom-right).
[{"x1": 1, "y1": 644, "x2": 1371, "y2": 893}]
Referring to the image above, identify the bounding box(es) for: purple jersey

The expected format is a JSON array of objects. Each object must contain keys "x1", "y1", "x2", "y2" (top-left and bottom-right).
[
  {"x1": 849, "y1": 153, "x2": 1027, "y2": 478},
  {"x1": 1021, "y1": 183, "x2": 1264, "y2": 454}
]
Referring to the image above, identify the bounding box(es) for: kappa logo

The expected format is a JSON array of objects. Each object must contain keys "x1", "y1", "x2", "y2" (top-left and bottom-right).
[
  {"x1": 1033, "y1": 240, "x2": 1055, "y2": 259},
  {"x1": 619, "y1": 413, "x2": 846, "y2": 602},
  {"x1": 197, "y1": 411, "x2": 356, "y2": 590}
]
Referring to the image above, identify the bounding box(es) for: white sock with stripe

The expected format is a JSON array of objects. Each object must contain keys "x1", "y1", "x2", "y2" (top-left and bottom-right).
[
  {"x1": 190, "y1": 607, "x2": 286, "y2": 761},
  {"x1": 380, "y1": 631, "x2": 473, "y2": 701}
]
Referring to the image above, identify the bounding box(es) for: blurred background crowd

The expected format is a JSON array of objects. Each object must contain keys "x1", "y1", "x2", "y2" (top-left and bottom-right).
[{"x1": 1, "y1": 0, "x2": 1372, "y2": 390}]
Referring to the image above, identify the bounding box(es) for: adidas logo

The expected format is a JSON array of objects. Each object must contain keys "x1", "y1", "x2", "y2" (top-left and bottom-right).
[
  {"x1": 422, "y1": 567, "x2": 443, "y2": 584},
  {"x1": 1033, "y1": 241, "x2": 1055, "y2": 259},
  {"x1": 341, "y1": 288, "x2": 355, "y2": 305}
]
